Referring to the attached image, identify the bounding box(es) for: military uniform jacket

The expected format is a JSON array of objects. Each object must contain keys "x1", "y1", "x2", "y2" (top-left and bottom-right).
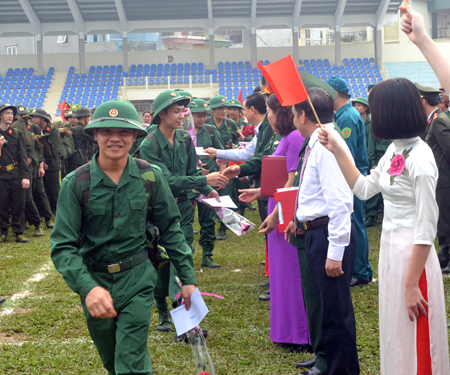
[
  {"x1": 367, "y1": 129, "x2": 391, "y2": 169},
  {"x1": 335, "y1": 103, "x2": 369, "y2": 173},
  {"x1": 70, "y1": 123, "x2": 97, "y2": 166},
  {"x1": 425, "y1": 108, "x2": 450, "y2": 189},
  {"x1": 50, "y1": 154, "x2": 197, "y2": 301},
  {"x1": 195, "y1": 124, "x2": 225, "y2": 173},
  {"x1": 0, "y1": 126, "x2": 29, "y2": 180},
  {"x1": 36, "y1": 124, "x2": 61, "y2": 171},
  {"x1": 139, "y1": 126, "x2": 213, "y2": 198},
  {"x1": 206, "y1": 117, "x2": 240, "y2": 149},
  {"x1": 238, "y1": 131, "x2": 282, "y2": 188}
]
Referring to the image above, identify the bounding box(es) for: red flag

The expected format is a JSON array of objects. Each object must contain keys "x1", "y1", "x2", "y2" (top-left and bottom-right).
[
  {"x1": 58, "y1": 100, "x2": 69, "y2": 122},
  {"x1": 257, "y1": 55, "x2": 308, "y2": 106},
  {"x1": 237, "y1": 89, "x2": 243, "y2": 106}
]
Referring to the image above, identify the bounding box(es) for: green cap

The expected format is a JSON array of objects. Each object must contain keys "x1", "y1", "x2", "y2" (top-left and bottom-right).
[
  {"x1": 69, "y1": 104, "x2": 81, "y2": 111},
  {"x1": 0, "y1": 103, "x2": 18, "y2": 117},
  {"x1": 352, "y1": 97, "x2": 369, "y2": 107},
  {"x1": 227, "y1": 99, "x2": 243, "y2": 110},
  {"x1": 30, "y1": 108, "x2": 51, "y2": 122},
  {"x1": 174, "y1": 89, "x2": 193, "y2": 101},
  {"x1": 209, "y1": 95, "x2": 228, "y2": 109},
  {"x1": 189, "y1": 98, "x2": 210, "y2": 113},
  {"x1": 299, "y1": 71, "x2": 337, "y2": 100},
  {"x1": 73, "y1": 107, "x2": 92, "y2": 118},
  {"x1": 84, "y1": 100, "x2": 147, "y2": 136},
  {"x1": 414, "y1": 82, "x2": 441, "y2": 102},
  {"x1": 151, "y1": 90, "x2": 190, "y2": 124}
]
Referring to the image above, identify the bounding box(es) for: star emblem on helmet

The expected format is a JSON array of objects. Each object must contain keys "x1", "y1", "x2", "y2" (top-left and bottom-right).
[
  {"x1": 231, "y1": 101, "x2": 235, "y2": 104},
  {"x1": 109, "y1": 109, "x2": 118, "y2": 117},
  {"x1": 204, "y1": 104, "x2": 207, "y2": 107},
  {"x1": 171, "y1": 92, "x2": 177, "y2": 97},
  {"x1": 19, "y1": 107, "x2": 24, "y2": 111},
  {"x1": 222, "y1": 98, "x2": 225, "y2": 102}
]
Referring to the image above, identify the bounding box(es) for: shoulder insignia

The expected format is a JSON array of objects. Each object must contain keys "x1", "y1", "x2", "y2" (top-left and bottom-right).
[
  {"x1": 8, "y1": 128, "x2": 12, "y2": 135},
  {"x1": 342, "y1": 127, "x2": 352, "y2": 139}
]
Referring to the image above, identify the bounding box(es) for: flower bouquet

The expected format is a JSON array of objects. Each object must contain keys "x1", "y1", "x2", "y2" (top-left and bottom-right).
[
  {"x1": 187, "y1": 326, "x2": 217, "y2": 375},
  {"x1": 242, "y1": 124, "x2": 256, "y2": 137},
  {"x1": 214, "y1": 207, "x2": 255, "y2": 236}
]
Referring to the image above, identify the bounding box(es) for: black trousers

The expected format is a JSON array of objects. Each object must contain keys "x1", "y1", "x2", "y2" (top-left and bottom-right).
[
  {"x1": 305, "y1": 222, "x2": 360, "y2": 375},
  {"x1": 33, "y1": 176, "x2": 53, "y2": 220},
  {"x1": 0, "y1": 179, "x2": 25, "y2": 234},
  {"x1": 257, "y1": 198, "x2": 268, "y2": 223},
  {"x1": 43, "y1": 170, "x2": 60, "y2": 215},
  {"x1": 24, "y1": 174, "x2": 41, "y2": 227}
]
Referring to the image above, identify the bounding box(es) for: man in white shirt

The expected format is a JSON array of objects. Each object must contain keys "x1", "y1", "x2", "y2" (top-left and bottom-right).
[
  {"x1": 204, "y1": 93, "x2": 267, "y2": 162},
  {"x1": 286, "y1": 87, "x2": 359, "y2": 375}
]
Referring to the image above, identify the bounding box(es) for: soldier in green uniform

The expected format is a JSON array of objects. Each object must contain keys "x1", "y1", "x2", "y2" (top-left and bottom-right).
[
  {"x1": 139, "y1": 90, "x2": 228, "y2": 332},
  {"x1": 0, "y1": 104, "x2": 30, "y2": 243},
  {"x1": 12, "y1": 105, "x2": 43, "y2": 237},
  {"x1": 351, "y1": 97, "x2": 371, "y2": 154},
  {"x1": 68, "y1": 107, "x2": 98, "y2": 174},
  {"x1": 57, "y1": 112, "x2": 75, "y2": 180},
  {"x1": 189, "y1": 98, "x2": 225, "y2": 268},
  {"x1": 31, "y1": 109, "x2": 61, "y2": 215},
  {"x1": 415, "y1": 82, "x2": 450, "y2": 273},
  {"x1": 50, "y1": 100, "x2": 197, "y2": 375},
  {"x1": 205, "y1": 95, "x2": 244, "y2": 239},
  {"x1": 65, "y1": 110, "x2": 78, "y2": 129}
]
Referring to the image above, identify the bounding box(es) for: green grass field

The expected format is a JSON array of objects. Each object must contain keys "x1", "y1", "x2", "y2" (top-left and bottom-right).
[{"x1": 1, "y1": 207, "x2": 449, "y2": 374}]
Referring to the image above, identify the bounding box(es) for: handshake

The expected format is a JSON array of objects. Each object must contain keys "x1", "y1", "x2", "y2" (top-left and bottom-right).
[{"x1": 203, "y1": 147, "x2": 242, "y2": 181}]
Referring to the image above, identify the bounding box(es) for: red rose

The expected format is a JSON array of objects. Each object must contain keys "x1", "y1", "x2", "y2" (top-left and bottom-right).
[{"x1": 199, "y1": 372, "x2": 209, "y2": 375}]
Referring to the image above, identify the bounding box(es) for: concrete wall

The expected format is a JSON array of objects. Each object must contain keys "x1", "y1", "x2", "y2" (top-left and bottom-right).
[{"x1": 0, "y1": 41, "x2": 449, "y2": 75}]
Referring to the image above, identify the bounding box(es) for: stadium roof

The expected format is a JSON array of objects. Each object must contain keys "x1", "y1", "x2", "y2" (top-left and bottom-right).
[{"x1": 0, "y1": 0, "x2": 402, "y2": 38}]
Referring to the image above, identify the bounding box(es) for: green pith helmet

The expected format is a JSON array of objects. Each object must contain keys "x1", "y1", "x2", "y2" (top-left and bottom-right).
[
  {"x1": 73, "y1": 107, "x2": 92, "y2": 118},
  {"x1": 15, "y1": 105, "x2": 29, "y2": 116},
  {"x1": 300, "y1": 71, "x2": 338, "y2": 100},
  {"x1": 352, "y1": 97, "x2": 370, "y2": 114},
  {"x1": 414, "y1": 82, "x2": 442, "y2": 102},
  {"x1": 84, "y1": 100, "x2": 147, "y2": 136},
  {"x1": 189, "y1": 98, "x2": 210, "y2": 113},
  {"x1": 0, "y1": 103, "x2": 18, "y2": 117},
  {"x1": 209, "y1": 95, "x2": 228, "y2": 109},
  {"x1": 151, "y1": 90, "x2": 190, "y2": 124},
  {"x1": 69, "y1": 104, "x2": 81, "y2": 111},
  {"x1": 65, "y1": 110, "x2": 74, "y2": 119},
  {"x1": 30, "y1": 108, "x2": 51, "y2": 122},
  {"x1": 227, "y1": 99, "x2": 243, "y2": 110},
  {"x1": 174, "y1": 89, "x2": 193, "y2": 101}
]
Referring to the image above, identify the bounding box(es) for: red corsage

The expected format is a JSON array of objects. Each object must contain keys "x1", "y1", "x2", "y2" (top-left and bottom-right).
[
  {"x1": 8, "y1": 128, "x2": 13, "y2": 135},
  {"x1": 46, "y1": 127, "x2": 50, "y2": 132}
]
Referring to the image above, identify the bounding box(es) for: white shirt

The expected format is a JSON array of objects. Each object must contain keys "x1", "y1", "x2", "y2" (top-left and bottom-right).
[
  {"x1": 353, "y1": 137, "x2": 438, "y2": 246},
  {"x1": 216, "y1": 121, "x2": 261, "y2": 161},
  {"x1": 296, "y1": 124, "x2": 355, "y2": 261}
]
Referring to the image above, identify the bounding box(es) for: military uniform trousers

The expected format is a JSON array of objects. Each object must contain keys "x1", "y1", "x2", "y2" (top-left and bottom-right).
[
  {"x1": 24, "y1": 170, "x2": 42, "y2": 227},
  {"x1": 32, "y1": 176, "x2": 53, "y2": 221},
  {"x1": 436, "y1": 186, "x2": 450, "y2": 267},
  {"x1": 83, "y1": 260, "x2": 158, "y2": 375},
  {"x1": 43, "y1": 170, "x2": 60, "y2": 215},
  {"x1": 364, "y1": 192, "x2": 383, "y2": 219},
  {"x1": 305, "y1": 223, "x2": 359, "y2": 375},
  {"x1": 198, "y1": 200, "x2": 216, "y2": 257},
  {"x1": 154, "y1": 198, "x2": 195, "y2": 310},
  {"x1": 0, "y1": 179, "x2": 25, "y2": 235},
  {"x1": 352, "y1": 177, "x2": 373, "y2": 282}
]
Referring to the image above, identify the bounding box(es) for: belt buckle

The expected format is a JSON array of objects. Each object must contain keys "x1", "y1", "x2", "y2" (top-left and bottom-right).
[
  {"x1": 108, "y1": 263, "x2": 121, "y2": 274},
  {"x1": 6, "y1": 164, "x2": 13, "y2": 172},
  {"x1": 303, "y1": 222, "x2": 308, "y2": 230}
]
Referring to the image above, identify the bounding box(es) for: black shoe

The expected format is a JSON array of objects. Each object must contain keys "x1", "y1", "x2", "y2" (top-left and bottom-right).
[
  {"x1": 193, "y1": 230, "x2": 198, "y2": 235},
  {"x1": 299, "y1": 367, "x2": 326, "y2": 375},
  {"x1": 259, "y1": 282, "x2": 270, "y2": 288},
  {"x1": 264, "y1": 289, "x2": 270, "y2": 294},
  {"x1": 365, "y1": 217, "x2": 381, "y2": 227},
  {"x1": 0, "y1": 298, "x2": 5, "y2": 305},
  {"x1": 247, "y1": 204, "x2": 256, "y2": 211},
  {"x1": 258, "y1": 294, "x2": 270, "y2": 301},
  {"x1": 350, "y1": 277, "x2": 369, "y2": 287},
  {"x1": 260, "y1": 260, "x2": 265, "y2": 265},
  {"x1": 296, "y1": 357, "x2": 317, "y2": 369}
]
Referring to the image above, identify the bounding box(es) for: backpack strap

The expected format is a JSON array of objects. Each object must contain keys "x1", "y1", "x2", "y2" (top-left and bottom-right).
[{"x1": 74, "y1": 163, "x2": 91, "y2": 209}]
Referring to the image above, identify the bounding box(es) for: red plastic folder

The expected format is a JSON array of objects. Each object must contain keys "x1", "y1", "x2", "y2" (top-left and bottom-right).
[
  {"x1": 260, "y1": 155, "x2": 287, "y2": 197},
  {"x1": 274, "y1": 188, "x2": 299, "y2": 234}
]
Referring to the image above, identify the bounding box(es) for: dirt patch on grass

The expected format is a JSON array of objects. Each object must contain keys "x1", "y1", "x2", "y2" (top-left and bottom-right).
[{"x1": 0, "y1": 331, "x2": 28, "y2": 344}]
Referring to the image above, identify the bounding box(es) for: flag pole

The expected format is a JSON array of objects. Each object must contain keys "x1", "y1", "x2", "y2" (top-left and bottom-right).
[{"x1": 307, "y1": 96, "x2": 323, "y2": 129}]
